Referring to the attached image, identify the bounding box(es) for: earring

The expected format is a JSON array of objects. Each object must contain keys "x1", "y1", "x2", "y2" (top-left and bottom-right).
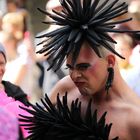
[{"x1": 105, "y1": 65, "x2": 114, "y2": 94}]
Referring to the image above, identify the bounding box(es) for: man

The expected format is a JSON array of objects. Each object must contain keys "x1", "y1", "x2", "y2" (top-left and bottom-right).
[
  {"x1": 20, "y1": 0, "x2": 140, "y2": 139},
  {"x1": 50, "y1": 41, "x2": 140, "y2": 139}
]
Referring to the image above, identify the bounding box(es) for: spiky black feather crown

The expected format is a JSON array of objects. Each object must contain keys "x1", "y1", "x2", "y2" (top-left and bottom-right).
[
  {"x1": 19, "y1": 93, "x2": 119, "y2": 140},
  {"x1": 36, "y1": 0, "x2": 140, "y2": 71}
]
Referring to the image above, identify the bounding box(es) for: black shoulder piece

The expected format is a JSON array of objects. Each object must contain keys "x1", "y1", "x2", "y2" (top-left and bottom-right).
[
  {"x1": 2, "y1": 80, "x2": 30, "y2": 106},
  {"x1": 19, "y1": 93, "x2": 119, "y2": 140}
]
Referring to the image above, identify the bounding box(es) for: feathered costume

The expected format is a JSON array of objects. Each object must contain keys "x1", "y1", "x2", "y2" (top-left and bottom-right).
[
  {"x1": 19, "y1": 93, "x2": 118, "y2": 140},
  {"x1": 19, "y1": 0, "x2": 140, "y2": 139}
]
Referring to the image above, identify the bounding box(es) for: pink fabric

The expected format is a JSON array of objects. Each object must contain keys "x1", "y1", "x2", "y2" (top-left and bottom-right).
[
  {"x1": 0, "y1": 90, "x2": 14, "y2": 106},
  {"x1": 0, "y1": 107, "x2": 19, "y2": 140},
  {"x1": 0, "y1": 89, "x2": 29, "y2": 138}
]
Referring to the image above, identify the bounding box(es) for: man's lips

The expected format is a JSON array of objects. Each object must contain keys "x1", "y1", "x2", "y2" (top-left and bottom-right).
[{"x1": 74, "y1": 82, "x2": 85, "y2": 87}]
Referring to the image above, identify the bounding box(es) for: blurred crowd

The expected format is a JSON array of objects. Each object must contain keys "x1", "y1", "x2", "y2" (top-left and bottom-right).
[
  {"x1": 0, "y1": 0, "x2": 40, "y2": 139},
  {"x1": 112, "y1": 0, "x2": 140, "y2": 96},
  {"x1": 0, "y1": 0, "x2": 43, "y2": 104}
]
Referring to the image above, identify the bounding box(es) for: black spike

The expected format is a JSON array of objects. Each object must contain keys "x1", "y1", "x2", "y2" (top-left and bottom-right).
[
  {"x1": 19, "y1": 93, "x2": 119, "y2": 140},
  {"x1": 36, "y1": 0, "x2": 139, "y2": 71}
]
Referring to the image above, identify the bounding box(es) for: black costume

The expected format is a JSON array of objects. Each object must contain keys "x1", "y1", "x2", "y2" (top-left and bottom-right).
[
  {"x1": 2, "y1": 80, "x2": 30, "y2": 106},
  {"x1": 20, "y1": 93, "x2": 118, "y2": 140}
]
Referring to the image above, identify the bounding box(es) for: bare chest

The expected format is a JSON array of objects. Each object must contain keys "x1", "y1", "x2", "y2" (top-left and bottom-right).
[
  {"x1": 106, "y1": 113, "x2": 131, "y2": 140},
  {"x1": 66, "y1": 92, "x2": 132, "y2": 140}
]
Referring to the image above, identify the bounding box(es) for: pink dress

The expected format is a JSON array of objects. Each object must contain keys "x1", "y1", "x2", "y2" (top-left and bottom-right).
[
  {"x1": 0, "y1": 107, "x2": 18, "y2": 140},
  {"x1": 0, "y1": 89, "x2": 29, "y2": 138}
]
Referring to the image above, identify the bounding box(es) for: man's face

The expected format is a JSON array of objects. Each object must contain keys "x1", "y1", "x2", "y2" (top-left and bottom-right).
[{"x1": 66, "y1": 43, "x2": 108, "y2": 96}]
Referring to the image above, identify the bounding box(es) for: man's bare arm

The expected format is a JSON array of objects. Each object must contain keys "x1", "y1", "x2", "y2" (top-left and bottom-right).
[{"x1": 49, "y1": 75, "x2": 75, "y2": 104}]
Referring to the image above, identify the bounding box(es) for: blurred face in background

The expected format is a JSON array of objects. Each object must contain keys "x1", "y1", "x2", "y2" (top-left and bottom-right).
[
  {"x1": 6, "y1": 2, "x2": 17, "y2": 12},
  {"x1": 2, "y1": 13, "x2": 24, "y2": 41},
  {"x1": 114, "y1": 34, "x2": 133, "y2": 69},
  {"x1": 0, "y1": 53, "x2": 6, "y2": 82}
]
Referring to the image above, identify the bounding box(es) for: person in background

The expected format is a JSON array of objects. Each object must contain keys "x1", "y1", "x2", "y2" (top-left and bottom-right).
[
  {"x1": 1, "y1": 12, "x2": 42, "y2": 104},
  {"x1": 123, "y1": 44, "x2": 140, "y2": 96},
  {"x1": 0, "y1": 11, "x2": 2, "y2": 31},
  {"x1": 5, "y1": 0, "x2": 39, "y2": 85},
  {"x1": 128, "y1": 0, "x2": 140, "y2": 31},
  {"x1": 6, "y1": 0, "x2": 32, "y2": 34},
  {"x1": 0, "y1": 43, "x2": 30, "y2": 138},
  {"x1": 0, "y1": 107, "x2": 19, "y2": 140},
  {"x1": 0, "y1": 38, "x2": 29, "y2": 106},
  {"x1": 111, "y1": 0, "x2": 140, "y2": 96},
  {"x1": 35, "y1": 0, "x2": 68, "y2": 97},
  {"x1": 113, "y1": 33, "x2": 134, "y2": 78}
]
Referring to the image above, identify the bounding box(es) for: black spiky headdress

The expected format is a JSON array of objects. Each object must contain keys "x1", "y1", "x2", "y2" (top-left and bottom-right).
[
  {"x1": 19, "y1": 93, "x2": 119, "y2": 140},
  {"x1": 36, "y1": 0, "x2": 140, "y2": 71}
]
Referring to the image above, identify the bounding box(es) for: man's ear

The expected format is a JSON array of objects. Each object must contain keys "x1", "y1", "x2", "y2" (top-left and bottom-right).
[{"x1": 107, "y1": 55, "x2": 116, "y2": 66}]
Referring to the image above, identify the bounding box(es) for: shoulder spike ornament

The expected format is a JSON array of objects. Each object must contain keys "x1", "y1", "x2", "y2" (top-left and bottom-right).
[
  {"x1": 19, "y1": 93, "x2": 119, "y2": 140},
  {"x1": 36, "y1": 0, "x2": 140, "y2": 71}
]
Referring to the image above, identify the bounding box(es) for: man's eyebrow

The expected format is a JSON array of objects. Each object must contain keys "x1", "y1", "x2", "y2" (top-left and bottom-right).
[
  {"x1": 66, "y1": 63, "x2": 91, "y2": 68},
  {"x1": 76, "y1": 63, "x2": 91, "y2": 67}
]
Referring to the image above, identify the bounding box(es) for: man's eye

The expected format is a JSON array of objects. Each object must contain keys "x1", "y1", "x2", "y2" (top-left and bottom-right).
[
  {"x1": 77, "y1": 64, "x2": 90, "y2": 70},
  {"x1": 78, "y1": 66, "x2": 87, "y2": 70}
]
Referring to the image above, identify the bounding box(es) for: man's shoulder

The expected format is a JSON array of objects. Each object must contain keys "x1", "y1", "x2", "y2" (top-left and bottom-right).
[
  {"x1": 50, "y1": 75, "x2": 75, "y2": 95},
  {"x1": 49, "y1": 75, "x2": 76, "y2": 103},
  {"x1": 57, "y1": 75, "x2": 75, "y2": 89}
]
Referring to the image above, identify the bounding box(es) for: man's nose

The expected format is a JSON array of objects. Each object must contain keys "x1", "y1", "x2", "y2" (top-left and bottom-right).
[{"x1": 71, "y1": 69, "x2": 81, "y2": 80}]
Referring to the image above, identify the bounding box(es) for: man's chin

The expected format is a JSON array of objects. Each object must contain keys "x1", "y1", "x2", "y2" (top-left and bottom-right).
[{"x1": 79, "y1": 88, "x2": 92, "y2": 96}]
